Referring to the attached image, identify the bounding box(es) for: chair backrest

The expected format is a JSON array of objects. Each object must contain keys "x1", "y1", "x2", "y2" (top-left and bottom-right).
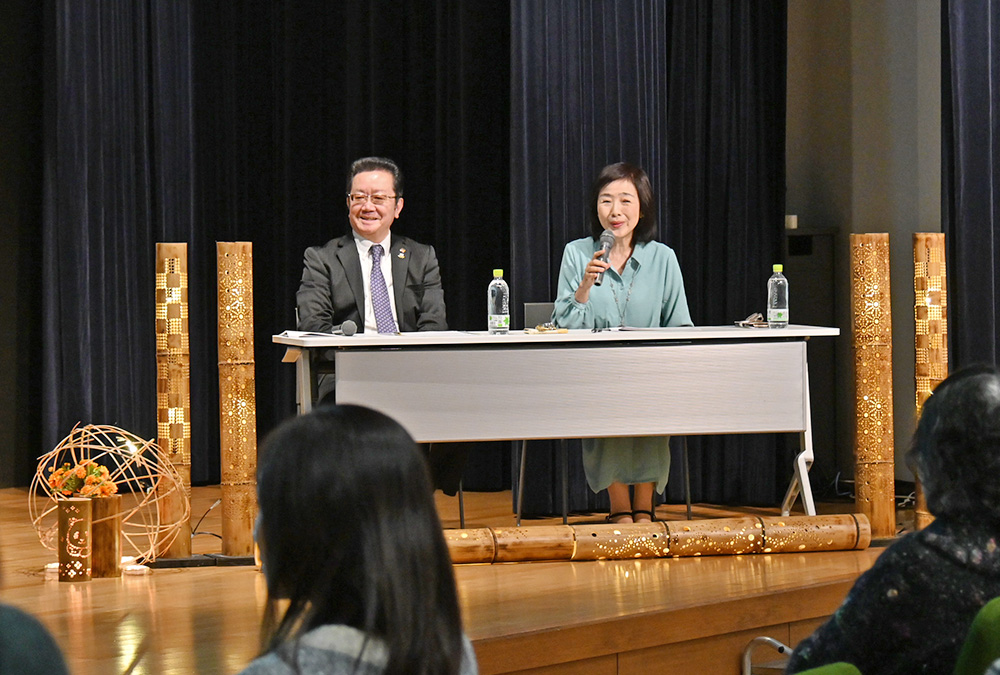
[
  {"x1": 795, "y1": 663, "x2": 862, "y2": 675},
  {"x1": 524, "y1": 302, "x2": 555, "y2": 329},
  {"x1": 954, "y1": 597, "x2": 1000, "y2": 675}
]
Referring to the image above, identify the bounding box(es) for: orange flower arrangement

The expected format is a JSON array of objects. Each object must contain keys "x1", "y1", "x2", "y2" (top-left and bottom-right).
[{"x1": 47, "y1": 460, "x2": 118, "y2": 498}]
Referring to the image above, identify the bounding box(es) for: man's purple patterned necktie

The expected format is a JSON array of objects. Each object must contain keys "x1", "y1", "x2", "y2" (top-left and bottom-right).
[{"x1": 370, "y1": 244, "x2": 398, "y2": 333}]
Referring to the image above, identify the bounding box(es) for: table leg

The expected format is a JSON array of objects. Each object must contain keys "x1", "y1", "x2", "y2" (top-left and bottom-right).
[
  {"x1": 781, "y1": 354, "x2": 816, "y2": 516},
  {"x1": 516, "y1": 440, "x2": 528, "y2": 527},
  {"x1": 683, "y1": 437, "x2": 692, "y2": 520},
  {"x1": 296, "y1": 349, "x2": 313, "y2": 414},
  {"x1": 560, "y1": 439, "x2": 568, "y2": 525}
]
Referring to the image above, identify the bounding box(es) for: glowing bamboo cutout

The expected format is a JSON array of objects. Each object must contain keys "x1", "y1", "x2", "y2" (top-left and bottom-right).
[
  {"x1": 156, "y1": 243, "x2": 192, "y2": 558},
  {"x1": 217, "y1": 242, "x2": 258, "y2": 557},
  {"x1": 58, "y1": 498, "x2": 91, "y2": 581},
  {"x1": 913, "y1": 233, "x2": 947, "y2": 531},
  {"x1": 850, "y1": 233, "x2": 896, "y2": 539}
]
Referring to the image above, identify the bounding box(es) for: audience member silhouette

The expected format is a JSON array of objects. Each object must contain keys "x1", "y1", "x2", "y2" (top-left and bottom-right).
[
  {"x1": 788, "y1": 366, "x2": 1000, "y2": 674},
  {"x1": 239, "y1": 404, "x2": 477, "y2": 675}
]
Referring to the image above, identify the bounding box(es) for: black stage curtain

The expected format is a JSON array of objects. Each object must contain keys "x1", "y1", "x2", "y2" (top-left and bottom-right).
[
  {"x1": 42, "y1": 1, "x2": 195, "y2": 465},
  {"x1": 42, "y1": 2, "x2": 511, "y2": 488},
  {"x1": 943, "y1": 0, "x2": 1000, "y2": 369},
  {"x1": 0, "y1": 0, "x2": 44, "y2": 487},
  {"x1": 511, "y1": 0, "x2": 788, "y2": 515}
]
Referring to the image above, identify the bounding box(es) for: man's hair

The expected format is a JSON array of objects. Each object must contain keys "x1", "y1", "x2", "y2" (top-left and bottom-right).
[
  {"x1": 256, "y1": 404, "x2": 464, "y2": 673},
  {"x1": 587, "y1": 162, "x2": 656, "y2": 244},
  {"x1": 347, "y1": 156, "x2": 404, "y2": 197}
]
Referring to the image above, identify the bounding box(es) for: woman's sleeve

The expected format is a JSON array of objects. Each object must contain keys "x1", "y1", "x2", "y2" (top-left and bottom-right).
[
  {"x1": 661, "y1": 249, "x2": 693, "y2": 327},
  {"x1": 552, "y1": 242, "x2": 592, "y2": 329},
  {"x1": 785, "y1": 547, "x2": 917, "y2": 674}
]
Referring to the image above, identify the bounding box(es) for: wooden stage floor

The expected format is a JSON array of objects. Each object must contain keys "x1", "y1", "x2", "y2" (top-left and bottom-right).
[{"x1": 0, "y1": 486, "x2": 885, "y2": 675}]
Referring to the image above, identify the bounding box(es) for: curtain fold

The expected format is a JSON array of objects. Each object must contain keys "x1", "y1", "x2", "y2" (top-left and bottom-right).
[
  {"x1": 942, "y1": 0, "x2": 1000, "y2": 368},
  {"x1": 43, "y1": 1, "x2": 189, "y2": 465},
  {"x1": 511, "y1": 0, "x2": 788, "y2": 514}
]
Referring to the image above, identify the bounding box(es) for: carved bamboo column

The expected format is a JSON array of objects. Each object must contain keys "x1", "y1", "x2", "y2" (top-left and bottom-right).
[
  {"x1": 156, "y1": 243, "x2": 192, "y2": 558},
  {"x1": 217, "y1": 242, "x2": 257, "y2": 557},
  {"x1": 850, "y1": 233, "x2": 896, "y2": 539},
  {"x1": 913, "y1": 233, "x2": 947, "y2": 530}
]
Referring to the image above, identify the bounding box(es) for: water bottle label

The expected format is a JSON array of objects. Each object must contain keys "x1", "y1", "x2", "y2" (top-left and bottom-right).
[
  {"x1": 767, "y1": 308, "x2": 788, "y2": 322},
  {"x1": 488, "y1": 314, "x2": 510, "y2": 329}
]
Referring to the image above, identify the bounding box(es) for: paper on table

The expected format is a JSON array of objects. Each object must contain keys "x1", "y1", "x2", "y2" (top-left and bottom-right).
[
  {"x1": 278, "y1": 330, "x2": 342, "y2": 338},
  {"x1": 279, "y1": 329, "x2": 461, "y2": 338}
]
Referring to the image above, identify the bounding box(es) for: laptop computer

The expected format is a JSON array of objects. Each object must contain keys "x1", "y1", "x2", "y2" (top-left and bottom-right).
[{"x1": 523, "y1": 302, "x2": 555, "y2": 329}]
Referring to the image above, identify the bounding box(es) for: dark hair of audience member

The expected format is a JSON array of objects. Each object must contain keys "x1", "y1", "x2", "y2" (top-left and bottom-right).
[
  {"x1": 347, "y1": 157, "x2": 404, "y2": 197},
  {"x1": 908, "y1": 364, "x2": 1000, "y2": 522},
  {"x1": 256, "y1": 404, "x2": 464, "y2": 674},
  {"x1": 587, "y1": 162, "x2": 657, "y2": 244}
]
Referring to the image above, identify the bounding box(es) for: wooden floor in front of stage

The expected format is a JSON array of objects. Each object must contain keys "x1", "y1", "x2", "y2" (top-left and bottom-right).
[{"x1": 0, "y1": 486, "x2": 885, "y2": 675}]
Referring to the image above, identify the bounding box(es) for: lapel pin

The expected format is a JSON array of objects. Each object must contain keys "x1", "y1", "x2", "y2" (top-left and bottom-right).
[{"x1": 398, "y1": 248, "x2": 406, "y2": 259}]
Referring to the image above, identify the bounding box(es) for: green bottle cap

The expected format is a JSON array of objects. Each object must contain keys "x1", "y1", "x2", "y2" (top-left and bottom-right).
[
  {"x1": 773, "y1": 264, "x2": 783, "y2": 273},
  {"x1": 493, "y1": 269, "x2": 503, "y2": 277}
]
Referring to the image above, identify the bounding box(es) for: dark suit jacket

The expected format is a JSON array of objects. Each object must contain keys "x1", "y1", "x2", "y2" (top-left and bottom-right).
[{"x1": 296, "y1": 232, "x2": 448, "y2": 400}]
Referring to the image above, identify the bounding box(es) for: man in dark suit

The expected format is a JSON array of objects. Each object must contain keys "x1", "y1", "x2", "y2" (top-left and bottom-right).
[
  {"x1": 296, "y1": 156, "x2": 462, "y2": 493},
  {"x1": 297, "y1": 156, "x2": 447, "y2": 350}
]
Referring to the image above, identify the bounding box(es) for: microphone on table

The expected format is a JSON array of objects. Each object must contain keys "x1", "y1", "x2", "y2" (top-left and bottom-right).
[
  {"x1": 330, "y1": 320, "x2": 358, "y2": 336},
  {"x1": 594, "y1": 230, "x2": 615, "y2": 286}
]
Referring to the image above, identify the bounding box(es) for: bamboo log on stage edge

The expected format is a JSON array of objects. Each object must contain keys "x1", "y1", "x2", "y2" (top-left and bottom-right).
[
  {"x1": 217, "y1": 242, "x2": 258, "y2": 557},
  {"x1": 850, "y1": 233, "x2": 897, "y2": 540},
  {"x1": 913, "y1": 233, "x2": 947, "y2": 531},
  {"x1": 443, "y1": 514, "x2": 871, "y2": 564},
  {"x1": 492, "y1": 526, "x2": 576, "y2": 562},
  {"x1": 156, "y1": 243, "x2": 192, "y2": 559}
]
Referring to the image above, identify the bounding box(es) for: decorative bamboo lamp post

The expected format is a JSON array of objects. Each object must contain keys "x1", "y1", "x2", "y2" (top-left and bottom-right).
[
  {"x1": 850, "y1": 233, "x2": 896, "y2": 539},
  {"x1": 913, "y1": 233, "x2": 947, "y2": 530},
  {"x1": 155, "y1": 243, "x2": 192, "y2": 558},
  {"x1": 217, "y1": 242, "x2": 257, "y2": 557}
]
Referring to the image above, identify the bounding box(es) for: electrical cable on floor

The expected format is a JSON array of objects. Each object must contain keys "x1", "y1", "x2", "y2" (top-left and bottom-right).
[
  {"x1": 191, "y1": 498, "x2": 222, "y2": 539},
  {"x1": 833, "y1": 472, "x2": 919, "y2": 509},
  {"x1": 833, "y1": 471, "x2": 855, "y2": 499}
]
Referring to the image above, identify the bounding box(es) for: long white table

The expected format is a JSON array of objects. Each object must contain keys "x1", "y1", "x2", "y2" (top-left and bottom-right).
[{"x1": 274, "y1": 325, "x2": 839, "y2": 516}]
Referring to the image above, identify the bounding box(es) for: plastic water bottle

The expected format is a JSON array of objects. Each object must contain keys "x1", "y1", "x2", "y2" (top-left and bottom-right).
[
  {"x1": 767, "y1": 264, "x2": 789, "y2": 328},
  {"x1": 488, "y1": 269, "x2": 510, "y2": 334}
]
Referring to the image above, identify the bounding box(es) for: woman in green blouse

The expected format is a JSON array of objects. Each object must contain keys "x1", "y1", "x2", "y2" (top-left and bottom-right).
[{"x1": 553, "y1": 162, "x2": 692, "y2": 523}]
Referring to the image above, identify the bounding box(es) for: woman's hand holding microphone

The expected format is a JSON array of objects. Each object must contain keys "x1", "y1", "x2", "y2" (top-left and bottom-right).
[{"x1": 575, "y1": 231, "x2": 615, "y2": 304}]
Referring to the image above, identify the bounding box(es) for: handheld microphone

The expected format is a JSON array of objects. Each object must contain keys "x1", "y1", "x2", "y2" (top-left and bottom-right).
[
  {"x1": 331, "y1": 320, "x2": 357, "y2": 336},
  {"x1": 594, "y1": 230, "x2": 615, "y2": 286}
]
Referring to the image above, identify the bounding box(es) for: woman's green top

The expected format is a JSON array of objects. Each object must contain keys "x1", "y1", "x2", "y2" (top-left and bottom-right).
[{"x1": 553, "y1": 237, "x2": 692, "y2": 492}]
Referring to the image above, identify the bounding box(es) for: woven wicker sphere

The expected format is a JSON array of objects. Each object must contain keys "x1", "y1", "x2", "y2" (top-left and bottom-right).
[{"x1": 29, "y1": 423, "x2": 190, "y2": 563}]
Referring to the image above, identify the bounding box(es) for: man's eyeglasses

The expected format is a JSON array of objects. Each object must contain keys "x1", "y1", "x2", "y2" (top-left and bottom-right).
[{"x1": 347, "y1": 193, "x2": 397, "y2": 206}]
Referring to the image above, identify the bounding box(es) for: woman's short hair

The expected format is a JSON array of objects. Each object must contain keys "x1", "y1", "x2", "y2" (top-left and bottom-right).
[
  {"x1": 587, "y1": 162, "x2": 657, "y2": 244},
  {"x1": 909, "y1": 366, "x2": 1000, "y2": 522},
  {"x1": 256, "y1": 404, "x2": 463, "y2": 673},
  {"x1": 347, "y1": 156, "x2": 404, "y2": 197}
]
